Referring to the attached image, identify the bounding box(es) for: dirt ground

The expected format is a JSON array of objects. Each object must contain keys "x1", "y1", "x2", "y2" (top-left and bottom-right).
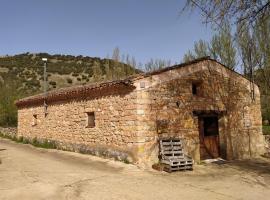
[{"x1": 0, "y1": 138, "x2": 270, "y2": 200}]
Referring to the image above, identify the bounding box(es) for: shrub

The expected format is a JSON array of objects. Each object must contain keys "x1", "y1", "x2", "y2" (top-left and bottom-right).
[
  {"x1": 263, "y1": 126, "x2": 270, "y2": 135},
  {"x1": 39, "y1": 139, "x2": 57, "y2": 149},
  {"x1": 22, "y1": 137, "x2": 30, "y2": 144},
  {"x1": 32, "y1": 137, "x2": 39, "y2": 146},
  {"x1": 18, "y1": 136, "x2": 23, "y2": 143},
  {"x1": 49, "y1": 81, "x2": 57, "y2": 86},
  {"x1": 66, "y1": 78, "x2": 73, "y2": 84},
  {"x1": 82, "y1": 75, "x2": 87, "y2": 80},
  {"x1": 0, "y1": 84, "x2": 20, "y2": 127},
  {"x1": 0, "y1": 134, "x2": 57, "y2": 149}
]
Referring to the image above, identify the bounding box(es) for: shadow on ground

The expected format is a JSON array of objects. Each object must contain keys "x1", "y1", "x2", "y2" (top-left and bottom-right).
[{"x1": 221, "y1": 158, "x2": 270, "y2": 175}]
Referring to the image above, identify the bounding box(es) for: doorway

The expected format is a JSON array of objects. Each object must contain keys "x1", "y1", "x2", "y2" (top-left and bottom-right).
[{"x1": 199, "y1": 116, "x2": 220, "y2": 160}]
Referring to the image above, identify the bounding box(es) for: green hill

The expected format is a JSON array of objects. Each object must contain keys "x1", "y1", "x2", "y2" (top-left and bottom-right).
[{"x1": 0, "y1": 52, "x2": 139, "y2": 126}]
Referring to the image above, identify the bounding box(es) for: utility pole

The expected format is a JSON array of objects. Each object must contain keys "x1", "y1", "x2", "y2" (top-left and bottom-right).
[{"x1": 42, "y1": 58, "x2": 48, "y2": 116}]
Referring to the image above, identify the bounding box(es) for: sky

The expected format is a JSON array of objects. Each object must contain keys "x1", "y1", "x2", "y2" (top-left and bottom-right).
[{"x1": 0, "y1": 0, "x2": 213, "y2": 65}]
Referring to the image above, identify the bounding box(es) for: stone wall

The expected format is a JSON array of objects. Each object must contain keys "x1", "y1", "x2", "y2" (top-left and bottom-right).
[
  {"x1": 17, "y1": 59, "x2": 265, "y2": 166},
  {"x1": 18, "y1": 90, "x2": 141, "y2": 163},
  {"x1": 133, "y1": 60, "x2": 265, "y2": 164}
]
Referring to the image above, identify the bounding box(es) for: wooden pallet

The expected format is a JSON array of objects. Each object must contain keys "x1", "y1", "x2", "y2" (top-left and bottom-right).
[
  {"x1": 161, "y1": 158, "x2": 193, "y2": 166},
  {"x1": 160, "y1": 139, "x2": 184, "y2": 159},
  {"x1": 159, "y1": 138, "x2": 193, "y2": 172},
  {"x1": 163, "y1": 164, "x2": 193, "y2": 173}
]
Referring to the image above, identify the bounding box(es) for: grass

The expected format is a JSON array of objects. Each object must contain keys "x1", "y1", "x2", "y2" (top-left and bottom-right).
[
  {"x1": 0, "y1": 132, "x2": 57, "y2": 149},
  {"x1": 123, "y1": 159, "x2": 130, "y2": 164},
  {"x1": 263, "y1": 125, "x2": 270, "y2": 135}
]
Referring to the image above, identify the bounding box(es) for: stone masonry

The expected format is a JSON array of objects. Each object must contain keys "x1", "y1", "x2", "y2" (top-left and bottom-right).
[{"x1": 16, "y1": 58, "x2": 266, "y2": 166}]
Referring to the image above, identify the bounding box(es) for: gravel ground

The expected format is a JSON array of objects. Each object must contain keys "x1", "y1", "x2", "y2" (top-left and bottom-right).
[{"x1": 0, "y1": 138, "x2": 270, "y2": 200}]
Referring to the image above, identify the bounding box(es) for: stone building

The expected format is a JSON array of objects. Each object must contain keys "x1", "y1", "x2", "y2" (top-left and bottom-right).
[{"x1": 16, "y1": 57, "x2": 265, "y2": 166}]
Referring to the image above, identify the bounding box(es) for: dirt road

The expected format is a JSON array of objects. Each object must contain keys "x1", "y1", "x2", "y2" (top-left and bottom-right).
[{"x1": 0, "y1": 138, "x2": 270, "y2": 200}]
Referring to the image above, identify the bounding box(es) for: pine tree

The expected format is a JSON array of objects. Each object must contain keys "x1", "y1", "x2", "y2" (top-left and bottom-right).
[{"x1": 92, "y1": 61, "x2": 103, "y2": 82}]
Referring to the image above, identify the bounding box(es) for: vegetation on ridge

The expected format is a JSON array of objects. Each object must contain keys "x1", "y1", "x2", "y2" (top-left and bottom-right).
[{"x1": 0, "y1": 52, "x2": 139, "y2": 126}]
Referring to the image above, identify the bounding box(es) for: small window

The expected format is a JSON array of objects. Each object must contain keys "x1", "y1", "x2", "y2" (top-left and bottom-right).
[
  {"x1": 192, "y1": 82, "x2": 202, "y2": 96},
  {"x1": 192, "y1": 83, "x2": 198, "y2": 95},
  {"x1": 140, "y1": 82, "x2": 145, "y2": 88},
  {"x1": 86, "y1": 112, "x2": 95, "y2": 128},
  {"x1": 32, "y1": 114, "x2": 37, "y2": 126}
]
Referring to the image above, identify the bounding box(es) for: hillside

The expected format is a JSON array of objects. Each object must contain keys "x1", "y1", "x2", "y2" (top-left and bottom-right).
[
  {"x1": 0, "y1": 52, "x2": 139, "y2": 93},
  {"x1": 0, "y1": 53, "x2": 139, "y2": 126}
]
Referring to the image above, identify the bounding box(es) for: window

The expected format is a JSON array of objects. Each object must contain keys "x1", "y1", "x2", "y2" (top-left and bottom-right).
[
  {"x1": 192, "y1": 83, "x2": 198, "y2": 95},
  {"x1": 32, "y1": 114, "x2": 37, "y2": 126},
  {"x1": 140, "y1": 81, "x2": 145, "y2": 88},
  {"x1": 86, "y1": 112, "x2": 95, "y2": 128},
  {"x1": 192, "y1": 82, "x2": 202, "y2": 96}
]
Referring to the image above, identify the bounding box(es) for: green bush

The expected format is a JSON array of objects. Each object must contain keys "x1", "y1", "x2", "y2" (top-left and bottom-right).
[
  {"x1": 49, "y1": 81, "x2": 57, "y2": 86},
  {"x1": 18, "y1": 136, "x2": 23, "y2": 143},
  {"x1": 40, "y1": 139, "x2": 57, "y2": 149},
  {"x1": 0, "y1": 82, "x2": 20, "y2": 127},
  {"x1": 0, "y1": 134, "x2": 57, "y2": 149},
  {"x1": 82, "y1": 75, "x2": 87, "y2": 80},
  {"x1": 263, "y1": 125, "x2": 270, "y2": 135},
  {"x1": 66, "y1": 78, "x2": 73, "y2": 84},
  {"x1": 32, "y1": 137, "x2": 39, "y2": 146},
  {"x1": 22, "y1": 137, "x2": 30, "y2": 144}
]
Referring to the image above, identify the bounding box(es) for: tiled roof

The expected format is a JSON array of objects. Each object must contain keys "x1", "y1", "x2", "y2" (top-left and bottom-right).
[{"x1": 15, "y1": 79, "x2": 134, "y2": 108}]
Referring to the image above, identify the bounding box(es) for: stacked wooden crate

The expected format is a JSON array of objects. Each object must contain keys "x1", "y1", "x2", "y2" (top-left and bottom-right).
[{"x1": 159, "y1": 138, "x2": 193, "y2": 172}]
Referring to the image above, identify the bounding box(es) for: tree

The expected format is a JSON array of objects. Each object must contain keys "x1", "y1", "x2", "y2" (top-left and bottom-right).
[
  {"x1": 104, "y1": 59, "x2": 113, "y2": 80},
  {"x1": 112, "y1": 47, "x2": 120, "y2": 62},
  {"x1": 122, "y1": 55, "x2": 137, "y2": 75},
  {"x1": 183, "y1": 50, "x2": 196, "y2": 62},
  {"x1": 183, "y1": 0, "x2": 270, "y2": 34},
  {"x1": 194, "y1": 39, "x2": 209, "y2": 58},
  {"x1": 144, "y1": 58, "x2": 171, "y2": 72},
  {"x1": 236, "y1": 16, "x2": 270, "y2": 91},
  {"x1": 0, "y1": 78, "x2": 22, "y2": 127},
  {"x1": 92, "y1": 61, "x2": 103, "y2": 82},
  {"x1": 237, "y1": 22, "x2": 259, "y2": 76},
  {"x1": 131, "y1": 56, "x2": 137, "y2": 68},
  {"x1": 252, "y1": 17, "x2": 270, "y2": 121},
  {"x1": 209, "y1": 23, "x2": 236, "y2": 69},
  {"x1": 183, "y1": 24, "x2": 236, "y2": 69},
  {"x1": 183, "y1": 40, "x2": 209, "y2": 62}
]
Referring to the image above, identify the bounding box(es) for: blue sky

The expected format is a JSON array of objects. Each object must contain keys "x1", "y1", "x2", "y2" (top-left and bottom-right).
[{"x1": 0, "y1": 0, "x2": 213, "y2": 64}]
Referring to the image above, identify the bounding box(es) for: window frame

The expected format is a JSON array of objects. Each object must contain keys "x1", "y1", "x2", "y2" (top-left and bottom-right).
[
  {"x1": 192, "y1": 83, "x2": 198, "y2": 95},
  {"x1": 86, "y1": 112, "x2": 95, "y2": 128},
  {"x1": 191, "y1": 81, "x2": 202, "y2": 96}
]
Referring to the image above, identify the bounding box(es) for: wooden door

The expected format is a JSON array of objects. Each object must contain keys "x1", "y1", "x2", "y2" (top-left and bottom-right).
[{"x1": 199, "y1": 116, "x2": 220, "y2": 160}]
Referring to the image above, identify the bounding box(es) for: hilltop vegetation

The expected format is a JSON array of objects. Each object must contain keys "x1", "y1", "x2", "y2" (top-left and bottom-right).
[{"x1": 0, "y1": 53, "x2": 138, "y2": 126}]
